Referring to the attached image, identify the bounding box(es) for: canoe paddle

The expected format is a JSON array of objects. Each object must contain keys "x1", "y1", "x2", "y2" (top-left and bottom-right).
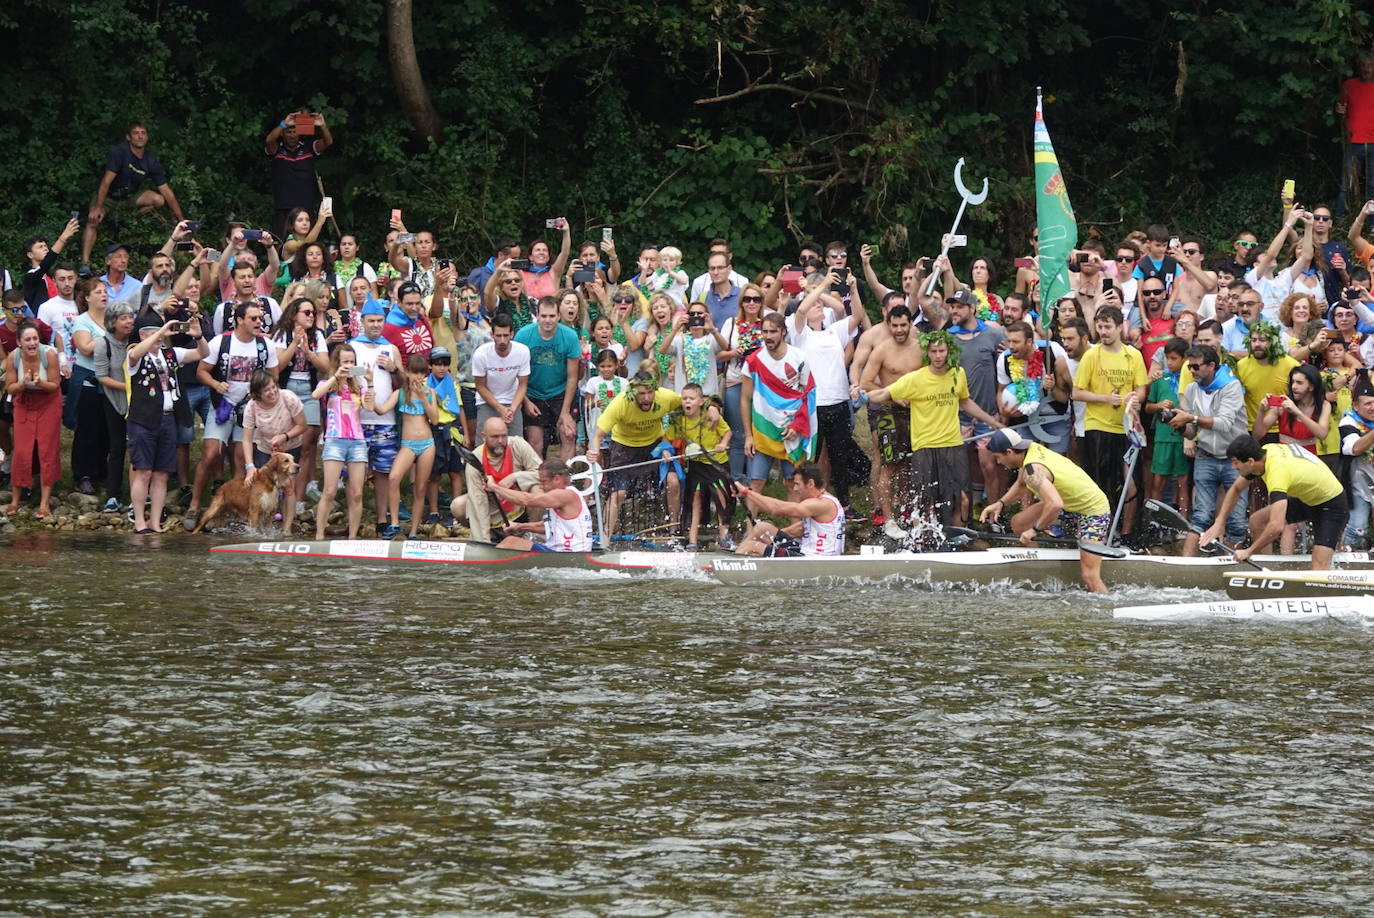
[
  {"x1": 678, "y1": 436, "x2": 758, "y2": 526},
  {"x1": 1142, "y1": 498, "x2": 1264, "y2": 570},
  {"x1": 947, "y1": 523, "x2": 1125, "y2": 558}
]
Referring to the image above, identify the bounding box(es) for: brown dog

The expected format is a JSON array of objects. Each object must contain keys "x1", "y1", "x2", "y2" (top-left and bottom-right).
[{"x1": 192, "y1": 452, "x2": 299, "y2": 533}]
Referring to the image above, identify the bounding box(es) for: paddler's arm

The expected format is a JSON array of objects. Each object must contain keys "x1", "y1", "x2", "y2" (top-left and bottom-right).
[
  {"x1": 732, "y1": 483, "x2": 826, "y2": 520},
  {"x1": 1199, "y1": 475, "x2": 1250, "y2": 547},
  {"x1": 1236, "y1": 494, "x2": 1288, "y2": 562},
  {"x1": 485, "y1": 475, "x2": 575, "y2": 513},
  {"x1": 1020, "y1": 464, "x2": 1064, "y2": 538},
  {"x1": 980, "y1": 474, "x2": 1030, "y2": 525}
]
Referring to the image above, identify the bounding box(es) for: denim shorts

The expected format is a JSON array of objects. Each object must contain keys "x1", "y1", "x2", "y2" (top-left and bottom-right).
[
  {"x1": 322, "y1": 437, "x2": 368, "y2": 464},
  {"x1": 285, "y1": 377, "x2": 321, "y2": 426},
  {"x1": 747, "y1": 451, "x2": 794, "y2": 482}
]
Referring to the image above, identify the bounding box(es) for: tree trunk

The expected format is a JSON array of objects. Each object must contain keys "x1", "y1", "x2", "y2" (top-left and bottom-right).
[{"x1": 386, "y1": 0, "x2": 444, "y2": 139}]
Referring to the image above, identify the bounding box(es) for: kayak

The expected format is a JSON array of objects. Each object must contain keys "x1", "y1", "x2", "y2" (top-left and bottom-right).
[
  {"x1": 705, "y1": 547, "x2": 1374, "y2": 591},
  {"x1": 211, "y1": 538, "x2": 722, "y2": 573},
  {"x1": 1114, "y1": 595, "x2": 1374, "y2": 624},
  {"x1": 1222, "y1": 568, "x2": 1374, "y2": 600}
]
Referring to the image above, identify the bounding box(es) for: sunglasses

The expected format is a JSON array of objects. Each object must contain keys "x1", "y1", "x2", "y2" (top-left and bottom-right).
[
  {"x1": 613, "y1": 295, "x2": 636, "y2": 304},
  {"x1": 827, "y1": 252, "x2": 846, "y2": 258},
  {"x1": 299, "y1": 309, "x2": 315, "y2": 316},
  {"x1": 1142, "y1": 289, "x2": 1166, "y2": 297},
  {"x1": 1186, "y1": 363, "x2": 1205, "y2": 372},
  {"x1": 1237, "y1": 240, "x2": 1259, "y2": 248},
  {"x1": 1313, "y1": 214, "x2": 1333, "y2": 221},
  {"x1": 741, "y1": 295, "x2": 763, "y2": 304},
  {"x1": 459, "y1": 294, "x2": 479, "y2": 302},
  {"x1": 1115, "y1": 255, "x2": 1136, "y2": 262},
  {"x1": 1182, "y1": 248, "x2": 1200, "y2": 256}
]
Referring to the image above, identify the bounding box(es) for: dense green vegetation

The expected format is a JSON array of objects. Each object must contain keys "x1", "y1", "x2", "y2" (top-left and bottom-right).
[{"x1": 2, "y1": 0, "x2": 1369, "y2": 277}]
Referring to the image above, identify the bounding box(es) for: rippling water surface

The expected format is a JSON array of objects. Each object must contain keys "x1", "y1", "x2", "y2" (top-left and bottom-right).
[{"x1": 3, "y1": 532, "x2": 1374, "y2": 916}]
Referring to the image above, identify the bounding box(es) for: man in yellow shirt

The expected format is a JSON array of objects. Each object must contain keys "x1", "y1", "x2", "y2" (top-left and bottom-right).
[
  {"x1": 1072, "y1": 305, "x2": 1147, "y2": 534},
  {"x1": 587, "y1": 367, "x2": 682, "y2": 537},
  {"x1": 981, "y1": 428, "x2": 1112, "y2": 593},
  {"x1": 1234, "y1": 320, "x2": 1300, "y2": 434},
  {"x1": 865, "y1": 329, "x2": 1003, "y2": 535},
  {"x1": 1201, "y1": 435, "x2": 1348, "y2": 569}
]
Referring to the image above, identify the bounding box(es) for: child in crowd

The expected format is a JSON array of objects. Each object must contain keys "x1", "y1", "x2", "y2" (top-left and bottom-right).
[
  {"x1": 313, "y1": 344, "x2": 371, "y2": 540},
  {"x1": 1145, "y1": 338, "x2": 1190, "y2": 515},
  {"x1": 386, "y1": 353, "x2": 439, "y2": 539},
  {"x1": 581, "y1": 349, "x2": 627, "y2": 452},
  {"x1": 668, "y1": 382, "x2": 734, "y2": 550},
  {"x1": 654, "y1": 246, "x2": 689, "y2": 305},
  {"x1": 424, "y1": 346, "x2": 464, "y2": 525}
]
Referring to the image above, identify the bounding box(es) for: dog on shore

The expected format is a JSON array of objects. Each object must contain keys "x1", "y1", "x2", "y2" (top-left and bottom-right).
[{"x1": 192, "y1": 452, "x2": 298, "y2": 533}]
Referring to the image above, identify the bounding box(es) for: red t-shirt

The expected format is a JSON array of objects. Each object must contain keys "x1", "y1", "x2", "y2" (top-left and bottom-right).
[
  {"x1": 1140, "y1": 315, "x2": 1175, "y2": 368},
  {"x1": 0, "y1": 319, "x2": 53, "y2": 352},
  {"x1": 1342, "y1": 78, "x2": 1374, "y2": 143}
]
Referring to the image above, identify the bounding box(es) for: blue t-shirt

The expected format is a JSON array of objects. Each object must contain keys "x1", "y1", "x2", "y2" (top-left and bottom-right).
[
  {"x1": 514, "y1": 323, "x2": 581, "y2": 401},
  {"x1": 104, "y1": 142, "x2": 168, "y2": 200}
]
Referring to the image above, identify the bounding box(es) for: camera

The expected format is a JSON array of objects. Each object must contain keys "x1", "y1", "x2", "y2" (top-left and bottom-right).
[
  {"x1": 1157, "y1": 408, "x2": 1176, "y2": 424},
  {"x1": 509, "y1": 259, "x2": 531, "y2": 271},
  {"x1": 1345, "y1": 287, "x2": 1362, "y2": 300},
  {"x1": 688, "y1": 313, "x2": 706, "y2": 328},
  {"x1": 174, "y1": 241, "x2": 195, "y2": 251}
]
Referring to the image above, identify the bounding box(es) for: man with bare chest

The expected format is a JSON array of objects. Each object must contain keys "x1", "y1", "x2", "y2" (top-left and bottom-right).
[
  {"x1": 1167, "y1": 236, "x2": 1218, "y2": 316},
  {"x1": 858, "y1": 305, "x2": 924, "y2": 534}
]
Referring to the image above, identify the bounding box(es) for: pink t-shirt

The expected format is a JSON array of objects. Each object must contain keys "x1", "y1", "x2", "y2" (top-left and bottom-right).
[{"x1": 324, "y1": 388, "x2": 365, "y2": 441}]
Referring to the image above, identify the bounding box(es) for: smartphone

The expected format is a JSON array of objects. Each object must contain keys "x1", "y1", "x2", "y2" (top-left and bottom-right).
[
  {"x1": 69, "y1": 210, "x2": 79, "y2": 223},
  {"x1": 1169, "y1": 236, "x2": 1180, "y2": 250},
  {"x1": 1013, "y1": 257, "x2": 1034, "y2": 270},
  {"x1": 1102, "y1": 277, "x2": 1114, "y2": 292},
  {"x1": 174, "y1": 241, "x2": 195, "y2": 252},
  {"x1": 830, "y1": 266, "x2": 850, "y2": 294},
  {"x1": 780, "y1": 269, "x2": 803, "y2": 295},
  {"x1": 321, "y1": 196, "x2": 332, "y2": 212},
  {"x1": 348, "y1": 365, "x2": 368, "y2": 378},
  {"x1": 602, "y1": 227, "x2": 614, "y2": 242},
  {"x1": 1265, "y1": 394, "x2": 1285, "y2": 408},
  {"x1": 437, "y1": 258, "x2": 452, "y2": 271},
  {"x1": 390, "y1": 209, "x2": 402, "y2": 225},
  {"x1": 242, "y1": 229, "x2": 264, "y2": 241},
  {"x1": 948, "y1": 234, "x2": 967, "y2": 248},
  {"x1": 572, "y1": 265, "x2": 598, "y2": 285},
  {"x1": 545, "y1": 219, "x2": 559, "y2": 229},
  {"x1": 295, "y1": 112, "x2": 317, "y2": 135},
  {"x1": 1282, "y1": 179, "x2": 1296, "y2": 200},
  {"x1": 184, "y1": 220, "x2": 202, "y2": 232},
  {"x1": 509, "y1": 258, "x2": 531, "y2": 271},
  {"x1": 204, "y1": 248, "x2": 220, "y2": 262},
  {"x1": 172, "y1": 321, "x2": 190, "y2": 334},
  {"x1": 396, "y1": 233, "x2": 415, "y2": 244}
]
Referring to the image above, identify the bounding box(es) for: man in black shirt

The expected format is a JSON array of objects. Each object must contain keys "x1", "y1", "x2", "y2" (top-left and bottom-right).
[
  {"x1": 20, "y1": 216, "x2": 79, "y2": 313},
  {"x1": 80, "y1": 122, "x2": 184, "y2": 275},
  {"x1": 264, "y1": 111, "x2": 334, "y2": 237}
]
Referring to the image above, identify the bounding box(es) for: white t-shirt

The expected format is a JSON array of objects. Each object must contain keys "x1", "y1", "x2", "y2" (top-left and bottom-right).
[
  {"x1": 670, "y1": 333, "x2": 722, "y2": 396},
  {"x1": 37, "y1": 296, "x2": 78, "y2": 368},
  {"x1": 350, "y1": 337, "x2": 401, "y2": 426},
  {"x1": 794, "y1": 323, "x2": 852, "y2": 407},
  {"x1": 471, "y1": 340, "x2": 531, "y2": 406},
  {"x1": 132, "y1": 347, "x2": 196, "y2": 412},
  {"x1": 271, "y1": 330, "x2": 328, "y2": 382},
  {"x1": 1245, "y1": 265, "x2": 1295, "y2": 323},
  {"x1": 201, "y1": 333, "x2": 280, "y2": 407}
]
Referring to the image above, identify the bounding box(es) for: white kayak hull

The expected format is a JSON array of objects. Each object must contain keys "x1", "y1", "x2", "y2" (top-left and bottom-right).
[
  {"x1": 1223, "y1": 568, "x2": 1374, "y2": 599},
  {"x1": 1115, "y1": 595, "x2": 1374, "y2": 623}
]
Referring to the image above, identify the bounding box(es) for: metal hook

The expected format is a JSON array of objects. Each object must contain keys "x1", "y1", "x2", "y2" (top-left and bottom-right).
[{"x1": 953, "y1": 157, "x2": 989, "y2": 206}]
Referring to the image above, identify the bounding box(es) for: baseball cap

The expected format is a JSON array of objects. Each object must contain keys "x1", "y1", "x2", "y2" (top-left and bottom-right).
[
  {"x1": 945, "y1": 289, "x2": 976, "y2": 307},
  {"x1": 428, "y1": 346, "x2": 451, "y2": 361},
  {"x1": 106, "y1": 242, "x2": 130, "y2": 256},
  {"x1": 985, "y1": 428, "x2": 1029, "y2": 453}
]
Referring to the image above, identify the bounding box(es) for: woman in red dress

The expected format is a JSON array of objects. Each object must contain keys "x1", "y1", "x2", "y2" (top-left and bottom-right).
[{"x1": 4, "y1": 321, "x2": 62, "y2": 518}]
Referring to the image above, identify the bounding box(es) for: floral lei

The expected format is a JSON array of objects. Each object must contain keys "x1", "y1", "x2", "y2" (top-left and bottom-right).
[{"x1": 1007, "y1": 348, "x2": 1045, "y2": 403}]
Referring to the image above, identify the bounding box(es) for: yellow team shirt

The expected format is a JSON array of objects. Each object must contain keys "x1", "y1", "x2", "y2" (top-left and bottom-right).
[
  {"x1": 886, "y1": 365, "x2": 969, "y2": 450},
  {"x1": 596, "y1": 387, "x2": 682, "y2": 446},
  {"x1": 1074, "y1": 343, "x2": 1148, "y2": 434},
  {"x1": 1261, "y1": 442, "x2": 1343, "y2": 506},
  {"x1": 1235, "y1": 355, "x2": 1300, "y2": 429},
  {"x1": 668, "y1": 411, "x2": 730, "y2": 465},
  {"x1": 1023, "y1": 442, "x2": 1111, "y2": 516}
]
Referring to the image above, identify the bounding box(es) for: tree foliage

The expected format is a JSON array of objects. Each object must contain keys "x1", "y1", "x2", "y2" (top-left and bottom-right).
[{"x1": 0, "y1": 0, "x2": 1369, "y2": 277}]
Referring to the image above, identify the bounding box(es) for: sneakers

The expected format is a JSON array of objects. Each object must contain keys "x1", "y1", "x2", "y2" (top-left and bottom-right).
[
  {"x1": 379, "y1": 524, "x2": 402, "y2": 539},
  {"x1": 182, "y1": 509, "x2": 200, "y2": 531},
  {"x1": 304, "y1": 481, "x2": 323, "y2": 504},
  {"x1": 397, "y1": 502, "x2": 411, "y2": 522},
  {"x1": 717, "y1": 534, "x2": 736, "y2": 551},
  {"x1": 883, "y1": 519, "x2": 907, "y2": 540},
  {"x1": 76, "y1": 478, "x2": 95, "y2": 495},
  {"x1": 843, "y1": 506, "x2": 868, "y2": 523},
  {"x1": 77, "y1": 262, "x2": 93, "y2": 278},
  {"x1": 102, "y1": 497, "x2": 120, "y2": 513},
  {"x1": 424, "y1": 512, "x2": 440, "y2": 525}
]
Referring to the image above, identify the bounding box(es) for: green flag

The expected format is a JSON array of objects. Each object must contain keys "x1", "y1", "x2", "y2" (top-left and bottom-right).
[{"x1": 1034, "y1": 90, "x2": 1076, "y2": 310}]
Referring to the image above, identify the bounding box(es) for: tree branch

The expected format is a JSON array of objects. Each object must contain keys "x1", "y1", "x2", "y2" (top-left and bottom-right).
[{"x1": 695, "y1": 82, "x2": 875, "y2": 114}]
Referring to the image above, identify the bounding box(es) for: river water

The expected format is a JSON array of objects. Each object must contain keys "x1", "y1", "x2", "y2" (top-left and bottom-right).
[{"x1": 2, "y1": 532, "x2": 1373, "y2": 916}]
